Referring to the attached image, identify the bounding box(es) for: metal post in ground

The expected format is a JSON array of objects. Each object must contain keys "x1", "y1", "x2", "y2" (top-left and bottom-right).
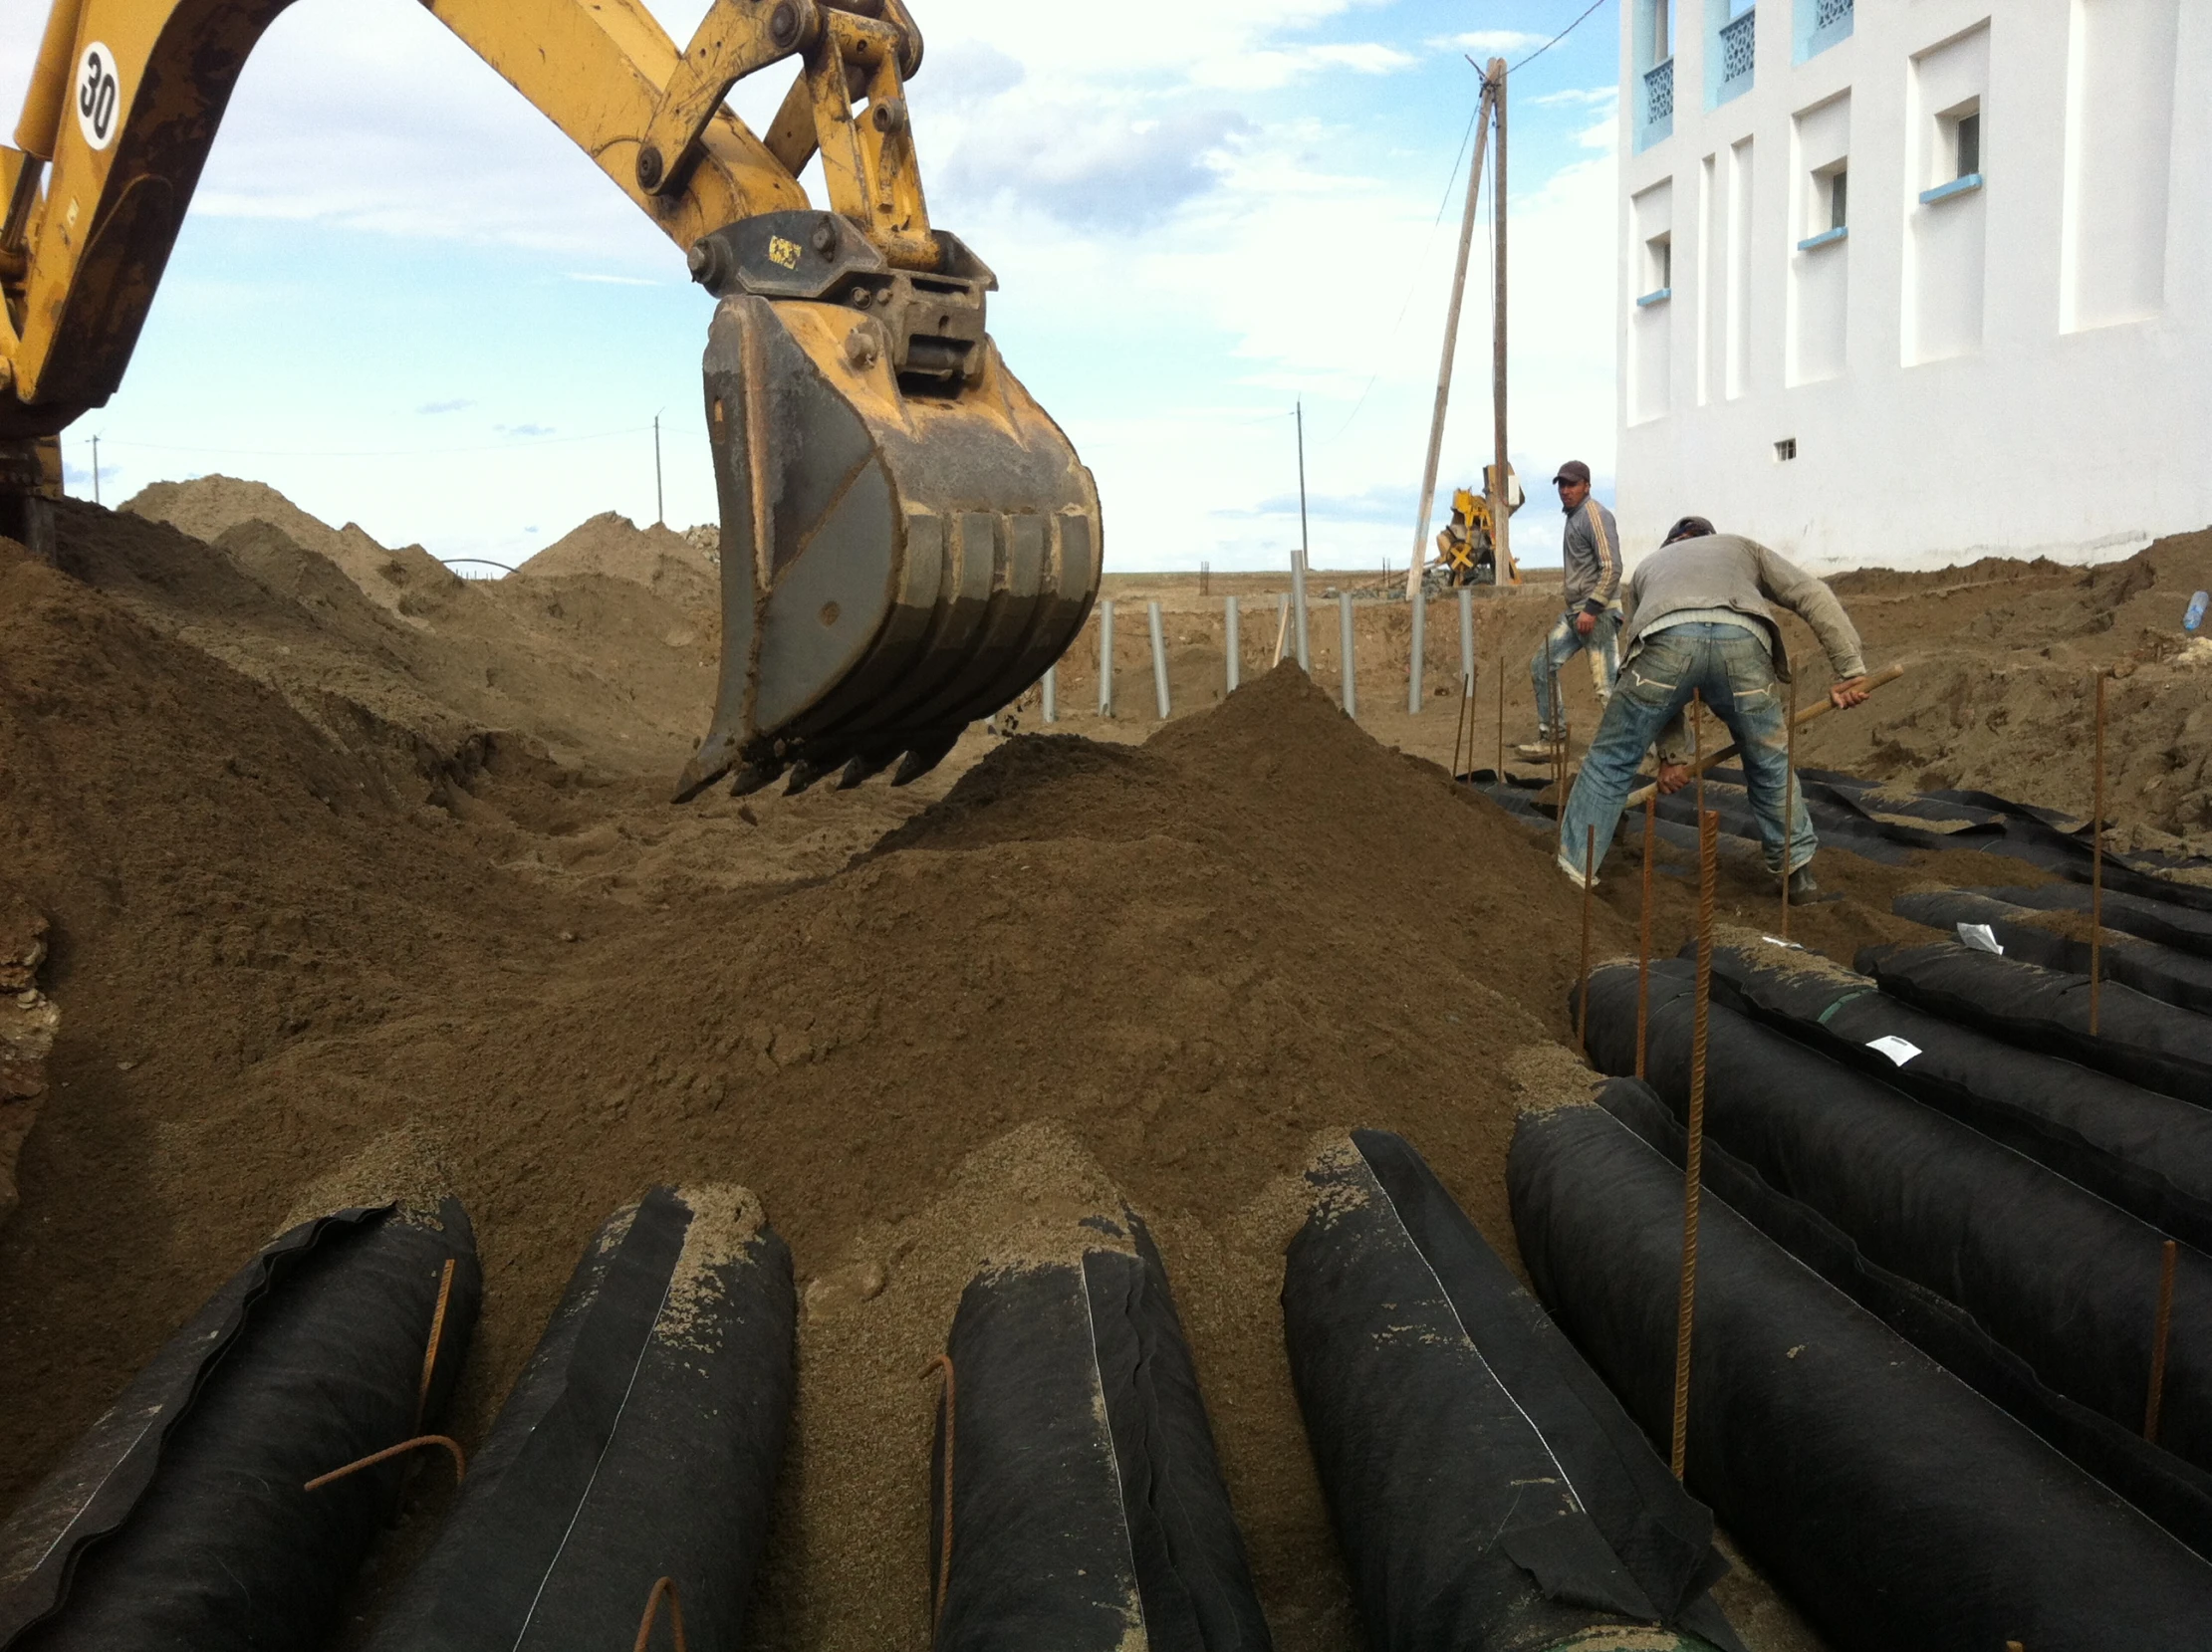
[
  {"x1": 1098, "y1": 599, "x2": 1115, "y2": 717},
  {"x1": 2092, "y1": 670, "x2": 2107, "y2": 1035},
  {"x1": 1782, "y1": 677, "x2": 1799, "y2": 940},
  {"x1": 1458, "y1": 588, "x2": 1475, "y2": 700},
  {"x1": 1148, "y1": 599, "x2": 1171, "y2": 720},
  {"x1": 1496, "y1": 634, "x2": 1506, "y2": 778},
  {"x1": 1291, "y1": 548, "x2": 1312, "y2": 672},
  {"x1": 1042, "y1": 663, "x2": 1057, "y2": 724},
  {"x1": 1671, "y1": 802, "x2": 1720, "y2": 1480},
  {"x1": 2147, "y1": 1238, "x2": 2178, "y2": 1443},
  {"x1": 1407, "y1": 590, "x2": 1426, "y2": 713},
  {"x1": 1340, "y1": 591, "x2": 1357, "y2": 718},
  {"x1": 1577, "y1": 823, "x2": 1595, "y2": 1048},
  {"x1": 1225, "y1": 594, "x2": 1241, "y2": 694},
  {"x1": 1293, "y1": 403, "x2": 1313, "y2": 673},
  {"x1": 1637, "y1": 791, "x2": 1655, "y2": 1078}
]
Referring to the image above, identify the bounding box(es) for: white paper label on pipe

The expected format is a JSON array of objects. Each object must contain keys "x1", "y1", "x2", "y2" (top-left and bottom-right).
[
  {"x1": 1956, "y1": 922, "x2": 2005, "y2": 955},
  {"x1": 1865, "y1": 1035, "x2": 1922, "y2": 1067}
]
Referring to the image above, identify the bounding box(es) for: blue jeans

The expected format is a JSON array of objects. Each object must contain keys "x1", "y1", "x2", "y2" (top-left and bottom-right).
[
  {"x1": 1529, "y1": 607, "x2": 1620, "y2": 737},
  {"x1": 1558, "y1": 623, "x2": 1817, "y2": 881}
]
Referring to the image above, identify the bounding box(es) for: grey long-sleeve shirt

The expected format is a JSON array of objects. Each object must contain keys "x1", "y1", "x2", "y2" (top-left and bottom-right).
[
  {"x1": 1563, "y1": 498, "x2": 1622, "y2": 612},
  {"x1": 1620, "y1": 532, "x2": 1868, "y2": 762}
]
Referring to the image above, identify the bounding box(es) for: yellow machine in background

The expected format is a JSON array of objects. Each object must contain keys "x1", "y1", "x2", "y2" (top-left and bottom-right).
[
  {"x1": 0, "y1": 0, "x2": 1100, "y2": 796},
  {"x1": 1431, "y1": 465, "x2": 1522, "y2": 589}
]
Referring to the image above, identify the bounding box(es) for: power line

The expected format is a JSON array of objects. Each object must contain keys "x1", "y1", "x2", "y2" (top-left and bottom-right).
[{"x1": 1513, "y1": 0, "x2": 1612, "y2": 73}]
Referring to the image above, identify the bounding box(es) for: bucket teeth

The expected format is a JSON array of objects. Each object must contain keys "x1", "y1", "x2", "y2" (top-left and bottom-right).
[
  {"x1": 681, "y1": 277, "x2": 1102, "y2": 807},
  {"x1": 784, "y1": 758, "x2": 834, "y2": 797},
  {"x1": 729, "y1": 758, "x2": 784, "y2": 798},
  {"x1": 892, "y1": 732, "x2": 961, "y2": 788},
  {"x1": 838, "y1": 751, "x2": 896, "y2": 790}
]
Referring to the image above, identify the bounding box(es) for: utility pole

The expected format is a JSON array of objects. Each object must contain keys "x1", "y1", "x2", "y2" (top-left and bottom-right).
[
  {"x1": 652, "y1": 413, "x2": 664, "y2": 526},
  {"x1": 1292, "y1": 400, "x2": 1312, "y2": 671},
  {"x1": 1405, "y1": 68, "x2": 1498, "y2": 605},
  {"x1": 1490, "y1": 57, "x2": 1516, "y2": 584},
  {"x1": 90, "y1": 434, "x2": 100, "y2": 507}
]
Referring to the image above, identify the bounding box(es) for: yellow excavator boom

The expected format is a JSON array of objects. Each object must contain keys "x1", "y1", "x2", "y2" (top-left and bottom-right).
[{"x1": 0, "y1": 0, "x2": 1100, "y2": 793}]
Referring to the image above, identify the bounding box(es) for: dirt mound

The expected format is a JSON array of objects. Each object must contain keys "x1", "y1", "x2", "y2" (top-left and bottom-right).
[
  {"x1": 1793, "y1": 526, "x2": 2212, "y2": 852},
  {"x1": 513, "y1": 510, "x2": 718, "y2": 615},
  {"x1": 124, "y1": 474, "x2": 454, "y2": 620},
  {"x1": 52, "y1": 496, "x2": 716, "y2": 785}
]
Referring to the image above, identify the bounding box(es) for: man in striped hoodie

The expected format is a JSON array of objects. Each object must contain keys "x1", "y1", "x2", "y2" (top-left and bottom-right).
[{"x1": 1519, "y1": 460, "x2": 1621, "y2": 756}]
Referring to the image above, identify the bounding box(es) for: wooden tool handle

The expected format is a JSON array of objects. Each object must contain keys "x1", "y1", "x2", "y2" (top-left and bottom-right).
[{"x1": 1622, "y1": 662, "x2": 1904, "y2": 810}]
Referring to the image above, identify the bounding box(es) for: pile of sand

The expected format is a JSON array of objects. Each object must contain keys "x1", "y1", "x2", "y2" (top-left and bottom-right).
[{"x1": 511, "y1": 510, "x2": 718, "y2": 615}]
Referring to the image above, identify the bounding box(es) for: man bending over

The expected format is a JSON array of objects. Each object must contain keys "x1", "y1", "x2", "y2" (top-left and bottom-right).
[{"x1": 1556, "y1": 516, "x2": 1871, "y2": 898}]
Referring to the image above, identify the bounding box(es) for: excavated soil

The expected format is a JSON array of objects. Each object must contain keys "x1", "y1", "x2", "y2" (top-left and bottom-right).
[{"x1": 6, "y1": 485, "x2": 2201, "y2": 1650}]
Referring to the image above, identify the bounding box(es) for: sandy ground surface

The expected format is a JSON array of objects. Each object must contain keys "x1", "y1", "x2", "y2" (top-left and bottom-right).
[{"x1": 4, "y1": 485, "x2": 2207, "y2": 1650}]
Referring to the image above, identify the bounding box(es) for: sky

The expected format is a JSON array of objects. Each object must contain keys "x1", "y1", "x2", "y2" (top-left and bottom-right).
[{"x1": 0, "y1": 0, "x2": 1624, "y2": 572}]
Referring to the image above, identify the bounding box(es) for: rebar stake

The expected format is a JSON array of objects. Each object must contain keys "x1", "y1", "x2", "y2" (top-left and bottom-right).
[
  {"x1": 1671, "y1": 802, "x2": 1719, "y2": 1481},
  {"x1": 1496, "y1": 632, "x2": 1507, "y2": 780},
  {"x1": 1637, "y1": 790, "x2": 1655, "y2": 1079},
  {"x1": 1578, "y1": 823, "x2": 1595, "y2": 1049},
  {"x1": 2146, "y1": 1238, "x2": 2178, "y2": 1444},
  {"x1": 2092, "y1": 670, "x2": 2107, "y2": 1036},
  {"x1": 1782, "y1": 677, "x2": 1799, "y2": 939}
]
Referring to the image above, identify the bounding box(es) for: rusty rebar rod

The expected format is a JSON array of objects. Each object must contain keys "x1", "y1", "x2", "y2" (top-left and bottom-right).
[
  {"x1": 2146, "y1": 1238, "x2": 2178, "y2": 1443},
  {"x1": 1782, "y1": 677, "x2": 1798, "y2": 940},
  {"x1": 1637, "y1": 790, "x2": 1654, "y2": 1079},
  {"x1": 1671, "y1": 801, "x2": 1718, "y2": 1481},
  {"x1": 2092, "y1": 670, "x2": 2107, "y2": 1036},
  {"x1": 631, "y1": 1576, "x2": 689, "y2": 1652},
  {"x1": 1578, "y1": 823, "x2": 1595, "y2": 1048}
]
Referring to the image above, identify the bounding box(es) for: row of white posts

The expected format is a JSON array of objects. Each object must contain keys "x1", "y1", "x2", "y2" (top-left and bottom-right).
[{"x1": 1037, "y1": 582, "x2": 1485, "y2": 725}]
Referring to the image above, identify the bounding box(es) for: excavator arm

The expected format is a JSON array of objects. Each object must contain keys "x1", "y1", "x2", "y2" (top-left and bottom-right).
[{"x1": 0, "y1": 0, "x2": 1100, "y2": 793}]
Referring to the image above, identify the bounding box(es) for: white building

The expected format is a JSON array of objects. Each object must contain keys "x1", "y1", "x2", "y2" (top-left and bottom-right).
[{"x1": 1613, "y1": 0, "x2": 2210, "y2": 569}]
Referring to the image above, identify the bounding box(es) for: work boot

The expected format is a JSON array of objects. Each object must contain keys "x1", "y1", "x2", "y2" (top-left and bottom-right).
[
  {"x1": 1785, "y1": 865, "x2": 1820, "y2": 903},
  {"x1": 1514, "y1": 734, "x2": 1559, "y2": 761}
]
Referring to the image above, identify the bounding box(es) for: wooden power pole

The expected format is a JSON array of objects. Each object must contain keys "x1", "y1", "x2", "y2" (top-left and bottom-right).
[
  {"x1": 1404, "y1": 65, "x2": 1499, "y2": 606},
  {"x1": 1490, "y1": 59, "x2": 1515, "y2": 584}
]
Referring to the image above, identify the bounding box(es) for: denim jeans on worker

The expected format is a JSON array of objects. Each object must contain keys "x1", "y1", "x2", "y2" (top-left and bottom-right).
[
  {"x1": 1557, "y1": 622, "x2": 1817, "y2": 882},
  {"x1": 1529, "y1": 607, "x2": 1620, "y2": 737}
]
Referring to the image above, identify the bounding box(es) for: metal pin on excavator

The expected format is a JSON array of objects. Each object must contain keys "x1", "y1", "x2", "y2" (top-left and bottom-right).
[{"x1": 0, "y1": 0, "x2": 1101, "y2": 796}]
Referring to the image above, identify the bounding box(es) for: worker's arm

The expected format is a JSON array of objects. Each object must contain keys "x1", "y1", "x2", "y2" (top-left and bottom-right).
[
  {"x1": 1751, "y1": 542, "x2": 1870, "y2": 700},
  {"x1": 1571, "y1": 503, "x2": 1622, "y2": 636}
]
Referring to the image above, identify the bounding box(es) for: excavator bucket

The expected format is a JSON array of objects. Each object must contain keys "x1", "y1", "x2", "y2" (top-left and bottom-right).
[{"x1": 673, "y1": 211, "x2": 1101, "y2": 801}]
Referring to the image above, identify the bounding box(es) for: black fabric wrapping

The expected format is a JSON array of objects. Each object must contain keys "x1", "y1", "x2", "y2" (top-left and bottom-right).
[
  {"x1": 1594, "y1": 1069, "x2": 2212, "y2": 1560},
  {"x1": 1892, "y1": 888, "x2": 2212, "y2": 1015},
  {"x1": 1858, "y1": 938, "x2": 2212, "y2": 1105},
  {"x1": 1281, "y1": 1129, "x2": 1739, "y2": 1652},
  {"x1": 367, "y1": 1185, "x2": 793, "y2": 1652},
  {"x1": 931, "y1": 1211, "x2": 1269, "y2": 1652},
  {"x1": 1701, "y1": 937, "x2": 2212, "y2": 1253},
  {"x1": 1579, "y1": 959, "x2": 2211, "y2": 1485},
  {"x1": 0, "y1": 1201, "x2": 481, "y2": 1652},
  {"x1": 1971, "y1": 882, "x2": 2212, "y2": 959},
  {"x1": 1509, "y1": 1101, "x2": 2212, "y2": 1652}
]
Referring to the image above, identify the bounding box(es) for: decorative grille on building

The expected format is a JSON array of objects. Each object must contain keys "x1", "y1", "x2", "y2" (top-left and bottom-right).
[
  {"x1": 1644, "y1": 59, "x2": 1674, "y2": 124},
  {"x1": 1721, "y1": 10, "x2": 1756, "y2": 83},
  {"x1": 1815, "y1": 0, "x2": 1852, "y2": 29}
]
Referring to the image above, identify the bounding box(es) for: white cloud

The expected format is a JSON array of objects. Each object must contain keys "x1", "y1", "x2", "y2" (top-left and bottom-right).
[
  {"x1": 1191, "y1": 41, "x2": 1416, "y2": 92},
  {"x1": 1424, "y1": 30, "x2": 1548, "y2": 55}
]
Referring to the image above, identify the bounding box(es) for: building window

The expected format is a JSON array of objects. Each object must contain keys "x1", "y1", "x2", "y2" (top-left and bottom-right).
[
  {"x1": 1798, "y1": 0, "x2": 1852, "y2": 62},
  {"x1": 1722, "y1": 4, "x2": 1757, "y2": 85},
  {"x1": 1637, "y1": 1, "x2": 1677, "y2": 150},
  {"x1": 1709, "y1": 0, "x2": 1756, "y2": 108},
  {"x1": 1775, "y1": 438, "x2": 1798, "y2": 461},
  {"x1": 1954, "y1": 111, "x2": 1980, "y2": 180},
  {"x1": 1643, "y1": 233, "x2": 1674, "y2": 302},
  {"x1": 1827, "y1": 166, "x2": 1847, "y2": 231}
]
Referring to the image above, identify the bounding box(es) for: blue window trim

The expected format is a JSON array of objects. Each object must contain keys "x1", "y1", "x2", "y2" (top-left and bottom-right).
[
  {"x1": 1636, "y1": 287, "x2": 1673, "y2": 308},
  {"x1": 1796, "y1": 225, "x2": 1847, "y2": 252},
  {"x1": 1918, "y1": 172, "x2": 1983, "y2": 206}
]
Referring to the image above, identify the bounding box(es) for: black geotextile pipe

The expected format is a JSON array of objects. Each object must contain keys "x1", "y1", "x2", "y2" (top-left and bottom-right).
[
  {"x1": 1508, "y1": 1098, "x2": 2212, "y2": 1652},
  {"x1": 1892, "y1": 888, "x2": 2212, "y2": 1015},
  {"x1": 929, "y1": 1210, "x2": 1269, "y2": 1652},
  {"x1": 1700, "y1": 935, "x2": 2212, "y2": 1254},
  {"x1": 1590, "y1": 1067, "x2": 2212, "y2": 1562},
  {"x1": 0, "y1": 1199, "x2": 481, "y2": 1652},
  {"x1": 1857, "y1": 938, "x2": 2212, "y2": 1106},
  {"x1": 1578, "y1": 961, "x2": 2212, "y2": 1505},
  {"x1": 1281, "y1": 1128, "x2": 1742, "y2": 1652},
  {"x1": 367, "y1": 1185, "x2": 792, "y2": 1652},
  {"x1": 1973, "y1": 882, "x2": 2212, "y2": 959}
]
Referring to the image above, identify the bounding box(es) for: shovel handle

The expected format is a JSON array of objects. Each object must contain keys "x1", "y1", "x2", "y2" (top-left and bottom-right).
[{"x1": 1623, "y1": 662, "x2": 1904, "y2": 810}]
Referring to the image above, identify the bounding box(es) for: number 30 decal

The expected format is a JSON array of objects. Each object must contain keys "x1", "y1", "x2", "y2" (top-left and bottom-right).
[{"x1": 76, "y1": 42, "x2": 121, "y2": 152}]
